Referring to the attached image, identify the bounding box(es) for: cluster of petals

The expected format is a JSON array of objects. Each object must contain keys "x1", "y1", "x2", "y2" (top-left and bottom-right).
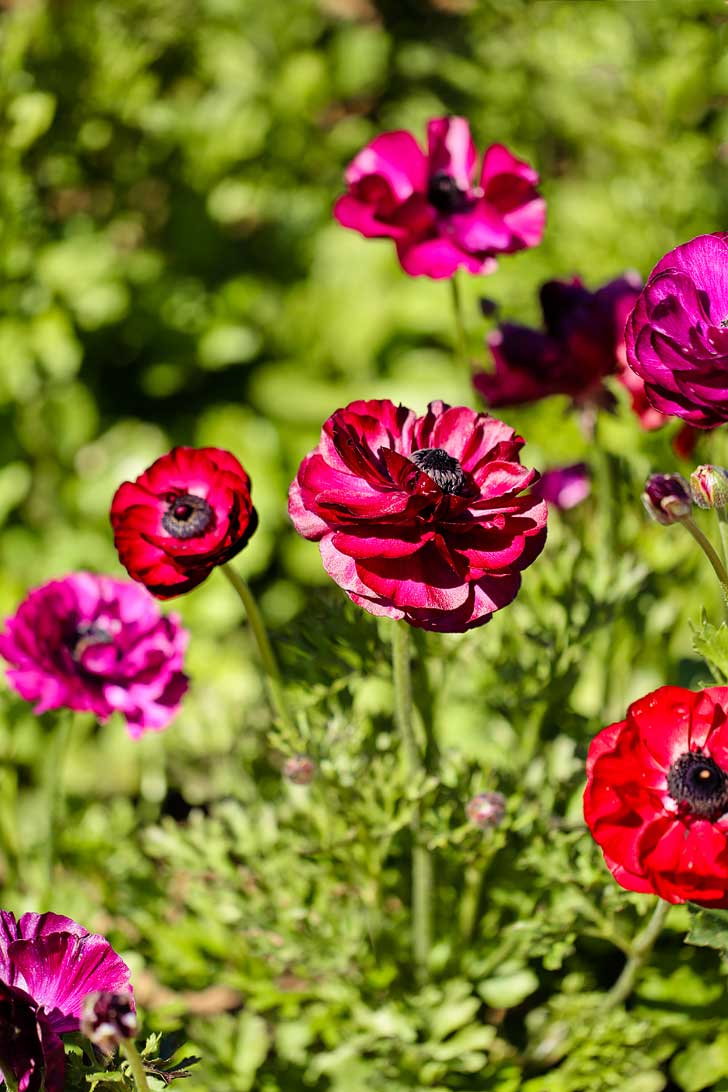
[
  {"x1": 111, "y1": 446, "x2": 257, "y2": 599},
  {"x1": 474, "y1": 274, "x2": 659, "y2": 424},
  {"x1": 0, "y1": 572, "x2": 188, "y2": 738},
  {"x1": 584, "y1": 686, "x2": 728, "y2": 907},
  {"x1": 334, "y1": 116, "x2": 545, "y2": 279},
  {"x1": 625, "y1": 233, "x2": 728, "y2": 428},
  {"x1": 289, "y1": 399, "x2": 547, "y2": 632},
  {"x1": 0, "y1": 911, "x2": 133, "y2": 1091}
]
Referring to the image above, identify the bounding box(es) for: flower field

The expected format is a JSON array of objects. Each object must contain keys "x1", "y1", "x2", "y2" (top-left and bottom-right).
[{"x1": 2, "y1": 0, "x2": 728, "y2": 1089}]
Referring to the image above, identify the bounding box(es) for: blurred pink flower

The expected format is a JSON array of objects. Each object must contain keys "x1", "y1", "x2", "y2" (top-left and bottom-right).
[
  {"x1": 334, "y1": 116, "x2": 545, "y2": 279},
  {"x1": 533, "y1": 464, "x2": 590, "y2": 510}
]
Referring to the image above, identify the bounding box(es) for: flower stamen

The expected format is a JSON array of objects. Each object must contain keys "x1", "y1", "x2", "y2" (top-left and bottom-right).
[
  {"x1": 667, "y1": 751, "x2": 728, "y2": 819},
  {"x1": 409, "y1": 447, "x2": 468, "y2": 495},
  {"x1": 162, "y1": 493, "x2": 214, "y2": 539}
]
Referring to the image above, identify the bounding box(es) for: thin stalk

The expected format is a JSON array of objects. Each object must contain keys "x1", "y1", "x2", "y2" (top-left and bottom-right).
[
  {"x1": 220, "y1": 564, "x2": 295, "y2": 733},
  {"x1": 682, "y1": 517, "x2": 728, "y2": 615},
  {"x1": 717, "y1": 507, "x2": 728, "y2": 577},
  {"x1": 605, "y1": 899, "x2": 670, "y2": 1009},
  {"x1": 392, "y1": 622, "x2": 432, "y2": 985},
  {"x1": 449, "y1": 273, "x2": 470, "y2": 377},
  {"x1": 0, "y1": 1063, "x2": 19, "y2": 1092},
  {"x1": 121, "y1": 1040, "x2": 152, "y2": 1092},
  {"x1": 42, "y1": 710, "x2": 73, "y2": 906}
]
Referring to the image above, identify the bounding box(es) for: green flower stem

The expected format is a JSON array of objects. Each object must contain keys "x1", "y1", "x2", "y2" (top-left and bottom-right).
[
  {"x1": 221, "y1": 564, "x2": 295, "y2": 733},
  {"x1": 392, "y1": 622, "x2": 432, "y2": 985},
  {"x1": 449, "y1": 273, "x2": 470, "y2": 377},
  {"x1": 121, "y1": 1039, "x2": 152, "y2": 1092},
  {"x1": 717, "y1": 507, "x2": 728, "y2": 576},
  {"x1": 605, "y1": 899, "x2": 670, "y2": 1009},
  {"x1": 682, "y1": 517, "x2": 728, "y2": 613},
  {"x1": 42, "y1": 709, "x2": 73, "y2": 905},
  {"x1": 0, "y1": 1063, "x2": 19, "y2": 1092}
]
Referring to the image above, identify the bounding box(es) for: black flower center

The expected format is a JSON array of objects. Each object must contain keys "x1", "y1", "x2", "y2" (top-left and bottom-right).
[
  {"x1": 162, "y1": 493, "x2": 214, "y2": 539},
  {"x1": 427, "y1": 171, "x2": 471, "y2": 214},
  {"x1": 409, "y1": 447, "x2": 468, "y2": 495},
  {"x1": 73, "y1": 622, "x2": 113, "y2": 662},
  {"x1": 667, "y1": 752, "x2": 728, "y2": 819}
]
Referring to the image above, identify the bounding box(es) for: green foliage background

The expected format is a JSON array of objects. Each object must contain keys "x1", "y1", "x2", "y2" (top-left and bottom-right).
[{"x1": 2, "y1": 0, "x2": 728, "y2": 1089}]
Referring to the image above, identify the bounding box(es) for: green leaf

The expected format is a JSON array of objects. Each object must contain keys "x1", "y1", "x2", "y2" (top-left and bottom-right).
[
  {"x1": 671, "y1": 1034, "x2": 728, "y2": 1092},
  {"x1": 686, "y1": 903, "x2": 728, "y2": 954},
  {"x1": 692, "y1": 618, "x2": 728, "y2": 682}
]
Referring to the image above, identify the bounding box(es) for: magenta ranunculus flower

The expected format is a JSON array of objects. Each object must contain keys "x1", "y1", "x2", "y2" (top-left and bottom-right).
[
  {"x1": 533, "y1": 464, "x2": 590, "y2": 510},
  {"x1": 0, "y1": 911, "x2": 134, "y2": 1091},
  {"x1": 0, "y1": 573, "x2": 188, "y2": 738},
  {"x1": 474, "y1": 274, "x2": 643, "y2": 411},
  {"x1": 333, "y1": 116, "x2": 545, "y2": 279},
  {"x1": 289, "y1": 399, "x2": 547, "y2": 632},
  {"x1": 625, "y1": 233, "x2": 728, "y2": 427}
]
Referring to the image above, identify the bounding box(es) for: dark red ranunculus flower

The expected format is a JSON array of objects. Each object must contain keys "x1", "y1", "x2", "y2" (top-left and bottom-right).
[
  {"x1": 334, "y1": 116, "x2": 545, "y2": 279},
  {"x1": 288, "y1": 399, "x2": 547, "y2": 632},
  {"x1": 584, "y1": 685, "x2": 728, "y2": 906},
  {"x1": 110, "y1": 447, "x2": 258, "y2": 599},
  {"x1": 625, "y1": 233, "x2": 728, "y2": 428},
  {"x1": 474, "y1": 274, "x2": 650, "y2": 416}
]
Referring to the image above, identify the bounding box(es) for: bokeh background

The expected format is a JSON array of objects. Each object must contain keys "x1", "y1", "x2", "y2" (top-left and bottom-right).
[{"x1": 3, "y1": 1, "x2": 728, "y2": 1089}]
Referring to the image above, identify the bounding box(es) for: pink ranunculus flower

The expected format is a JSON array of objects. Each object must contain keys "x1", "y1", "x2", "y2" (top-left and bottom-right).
[
  {"x1": 625, "y1": 233, "x2": 728, "y2": 427},
  {"x1": 289, "y1": 399, "x2": 547, "y2": 632},
  {"x1": 0, "y1": 573, "x2": 188, "y2": 738},
  {"x1": 533, "y1": 464, "x2": 591, "y2": 510},
  {"x1": 0, "y1": 911, "x2": 134, "y2": 1091},
  {"x1": 333, "y1": 116, "x2": 545, "y2": 279}
]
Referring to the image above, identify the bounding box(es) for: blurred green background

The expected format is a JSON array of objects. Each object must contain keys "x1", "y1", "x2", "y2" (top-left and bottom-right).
[{"x1": 3, "y1": 0, "x2": 728, "y2": 1088}]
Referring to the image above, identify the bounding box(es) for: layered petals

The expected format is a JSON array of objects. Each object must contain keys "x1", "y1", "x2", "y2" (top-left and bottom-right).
[
  {"x1": 0, "y1": 573, "x2": 188, "y2": 738},
  {"x1": 289, "y1": 399, "x2": 547, "y2": 632},
  {"x1": 334, "y1": 116, "x2": 544, "y2": 279},
  {"x1": 584, "y1": 686, "x2": 728, "y2": 907},
  {"x1": 625, "y1": 234, "x2": 728, "y2": 427}
]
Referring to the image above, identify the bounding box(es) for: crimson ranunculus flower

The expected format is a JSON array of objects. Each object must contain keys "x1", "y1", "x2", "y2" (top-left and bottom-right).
[
  {"x1": 333, "y1": 116, "x2": 545, "y2": 279},
  {"x1": 475, "y1": 274, "x2": 647, "y2": 414},
  {"x1": 584, "y1": 686, "x2": 728, "y2": 906},
  {"x1": 288, "y1": 399, "x2": 547, "y2": 632},
  {"x1": 625, "y1": 233, "x2": 728, "y2": 427},
  {"x1": 111, "y1": 446, "x2": 258, "y2": 598}
]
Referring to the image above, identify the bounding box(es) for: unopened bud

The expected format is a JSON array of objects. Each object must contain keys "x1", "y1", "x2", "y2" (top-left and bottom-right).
[
  {"x1": 283, "y1": 755, "x2": 316, "y2": 785},
  {"x1": 642, "y1": 473, "x2": 692, "y2": 525},
  {"x1": 690, "y1": 465, "x2": 728, "y2": 510},
  {"x1": 466, "y1": 791, "x2": 506, "y2": 830},
  {"x1": 81, "y1": 990, "x2": 136, "y2": 1055}
]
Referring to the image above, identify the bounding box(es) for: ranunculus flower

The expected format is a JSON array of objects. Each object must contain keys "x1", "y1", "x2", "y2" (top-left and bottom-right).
[
  {"x1": 584, "y1": 686, "x2": 728, "y2": 906},
  {"x1": 111, "y1": 446, "x2": 258, "y2": 598},
  {"x1": 0, "y1": 573, "x2": 188, "y2": 738},
  {"x1": 641, "y1": 473, "x2": 692, "y2": 525},
  {"x1": 474, "y1": 274, "x2": 644, "y2": 411},
  {"x1": 533, "y1": 464, "x2": 590, "y2": 510},
  {"x1": 625, "y1": 233, "x2": 728, "y2": 427},
  {"x1": 0, "y1": 912, "x2": 134, "y2": 1090},
  {"x1": 288, "y1": 399, "x2": 547, "y2": 632},
  {"x1": 333, "y1": 116, "x2": 545, "y2": 279}
]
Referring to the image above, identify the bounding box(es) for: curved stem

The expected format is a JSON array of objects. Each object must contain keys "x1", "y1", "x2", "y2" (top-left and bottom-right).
[
  {"x1": 717, "y1": 507, "x2": 728, "y2": 578},
  {"x1": 121, "y1": 1039, "x2": 152, "y2": 1092},
  {"x1": 42, "y1": 710, "x2": 72, "y2": 905},
  {"x1": 682, "y1": 517, "x2": 728, "y2": 615},
  {"x1": 391, "y1": 622, "x2": 432, "y2": 985},
  {"x1": 221, "y1": 564, "x2": 295, "y2": 733},
  {"x1": 0, "y1": 1063, "x2": 19, "y2": 1092},
  {"x1": 605, "y1": 899, "x2": 670, "y2": 1009},
  {"x1": 449, "y1": 273, "x2": 470, "y2": 377}
]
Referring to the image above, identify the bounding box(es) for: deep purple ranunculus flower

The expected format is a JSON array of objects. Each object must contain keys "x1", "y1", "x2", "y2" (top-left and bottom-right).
[
  {"x1": 533, "y1": 464, "x2": 591, "y2": 510},
  {"x1": 289, "y1": 399, "x2": 547, "y2": 632},
  {"x1": 625, "y1": 233, "x2": 728, "y2": 427},
  {"x1": 474, "y1": 274, "x2": 643, "y2": 410},
  {"x1": 0, "y1": 573, "x2": 188, "y2": 738},
  {"x1": 333, "y1": 116, "x2": 545, "y2": 279},
  {"x1": 0, "y1": 912, "x2": 134, "y2": 1091}
]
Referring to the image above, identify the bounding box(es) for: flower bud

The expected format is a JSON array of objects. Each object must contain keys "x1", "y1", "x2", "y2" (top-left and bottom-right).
[
  {"x1": 690, "y1": 465, "x2": 728, "y2": 510},
  {"x1": 282, "y1": 755, "x2": 316, "y2": 785},
  {"x1": 642, "y1": 473, "x2": 692, "y2": 525},
  {"x1": 81, "y1": 990, "x2": 137, "y2": 1055},
  {"x1": 466, "y1": 791, "x2": 506, "y2": 830}
]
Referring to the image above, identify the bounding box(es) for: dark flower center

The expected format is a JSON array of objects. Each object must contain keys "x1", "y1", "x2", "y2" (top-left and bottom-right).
[
  {"x1": 667, "y1": 752, "x2": 728, "y2": 819},
  {"x1": 409, "y1": 447, "x2": 468, "y2": 495},
  {"x1": 162, "y1": 493, "x2": 214, "y2": 539},
  {"x1": 427, "y1": 171, "x2": 471, "y2": 215},
  {"x1": 73, "y1": 622, "x2": 113, "y2": 662}
]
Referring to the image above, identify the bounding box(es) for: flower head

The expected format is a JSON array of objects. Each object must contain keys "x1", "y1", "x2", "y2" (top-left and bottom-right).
[
  {"x1": 282, "y1": 755, "x2": 316, "y2": 785},
  {"x1": 81, "y1": 990, "x2": 137, "y2": 1055},
  {"x1": 474, "y1": 274, "x2": 644, "y2": 412},
  {"x1": 289, "y1": 399, "x2": 547, "y2": 632},
  {"x1": 690, "y1": 465, "x2": 728, "y2": 510},
  {"x1": 0, "y1": 912, "x2": 134, "y2": 1089},
  {"x1": 532, "y1": 463, "x2": 590, "y2": 511},
  {"x1": 334, "y1": 116, "x2": 545, "y2": 279},
  {"x1": 642, "y1": 473, "x2": 692, "y2": 525},
  {"x1": 111, "y1": 446, "x2": 258, "y2": 599},
  {"x1": 625, "y1": 233, "x2": 728, "y2": 427},
  {"x1": 584, "y1": 686, "x2": 728, "y2": 906},
  {"x1": 0, "y1": 573, "x2": 188, "y2": 738},
  {"x1": 466, "y1": 791, "x2": 506, "y2": 829}
]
